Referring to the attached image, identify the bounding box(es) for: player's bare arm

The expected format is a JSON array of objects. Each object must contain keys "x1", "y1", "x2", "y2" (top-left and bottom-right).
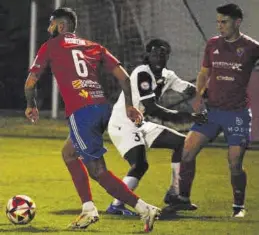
[
  {"x1": 196, "y1": 66, "x2": 210, "y2": 95},
  {"x1": 25, "y1": 72, "x2": 38, "y2": 107},
  {"x1": 112, "y1": 65, "x2": 133, "y2": 107},
  {"x1": 192, "y1": 66, "x2": 210, "y2": 112},
  {"x1": 112, "y1": 65, "x2": 143, "y2": 123},
  {"x1": 24, "y1": 72, "x2": 39, "y2": 123},
  {"x1": 142, "y1": 97, "x2": 207, "y2": 125}
]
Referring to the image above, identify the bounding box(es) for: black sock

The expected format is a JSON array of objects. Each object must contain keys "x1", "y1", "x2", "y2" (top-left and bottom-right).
[
  {"x1": 179, "y1": 160, "x2": 196, "y2": 198},
  {"x1": 231, "y1": 170, "x2": 247, "y2": 206}
]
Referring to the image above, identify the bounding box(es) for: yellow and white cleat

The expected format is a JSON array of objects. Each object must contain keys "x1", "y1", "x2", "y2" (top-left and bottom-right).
[{"x1": 68, "y1": 206, "x2": 99, "y2": 229}]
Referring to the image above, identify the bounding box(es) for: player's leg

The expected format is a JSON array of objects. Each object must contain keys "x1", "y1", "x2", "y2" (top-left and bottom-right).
[
  {"x1": 66, "y1": 105, "x2": 107, "y2": 229},
  {"x1": 141, "y1": 122, "x2": 197, "y2": 210},
  {"x1": 62, "y1": 137, "x2": 93, "y2": 210},
  {"x1": 107, "y1": 145, "x2": 147, "y2": 216},
  {"x1": 169, "y1": 111, "x2": 221, "y2": 211},
  {"x1": 85, "y1": 154, "x2": 160, "y2": 231},
  {"x1": 228, "y1": 146, "x2": 247, "y2": 218},
  {"x1": 178, "y1": 131, "x2": 209, "y2": 198},
  {"x1": 69, "y1": 104, "x2": 160, "y2": 231},
  {"x1": 161, "y1": 131, "x2": 209, "y2": 212},
  {"x1": 106, "y1": 120, "x2": 147, "y2": 216},
  {"x1": 63, "y1": 145, "x2": 99, "y2": 229},
  {"x1": 223, "y1": 108, "x2": 251, "y2": 217},
  {"x1": 149, "y1": 127, "x2": 185, "y2": 201}
]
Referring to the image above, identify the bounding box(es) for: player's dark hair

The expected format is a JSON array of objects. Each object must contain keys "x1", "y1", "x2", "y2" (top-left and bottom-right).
[
  {"x1": 216, "y1": 3, "x2": 243, "y2": 20},
  {"x1": 145, "y1": 39, "x2": 171, "y2": 54},
  {"x1": 51, "y1": 7, "x2": 77, "y2": 32},
  {"x1": 143, "y1": 38, "x2": 171, "y2": 64}
]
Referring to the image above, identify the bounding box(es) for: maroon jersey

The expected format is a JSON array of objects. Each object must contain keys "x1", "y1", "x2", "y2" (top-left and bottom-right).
[
  {"x1": 30, "y1": 33, "x2": 120, "y2": 116},
  {"x1": 203, "y1": 34, "x2": 259, "y2": 110}
]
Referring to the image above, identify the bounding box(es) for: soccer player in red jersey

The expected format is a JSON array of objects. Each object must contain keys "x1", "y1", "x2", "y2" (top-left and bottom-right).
[
  {"x1": 24, "y1": 7, "x2": 160, "y2": 232},
  {"x1": 169, "y1": 3, "x2": 259, "y2": 217}
]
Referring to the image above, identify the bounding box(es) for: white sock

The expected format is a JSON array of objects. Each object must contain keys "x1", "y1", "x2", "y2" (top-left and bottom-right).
[
  {"x1": 169, "y1": 162, "x2": 180, "y2": 195},
  {"x1": 134, "y1": 199, "x2": 148, "y2": 214},
  {"x1": 112, "y1": 176, "x2": 139, "y2": 206},
  {"x1": 233, "y1": 204, "x2": 245, "y2": 208},
  {"x1": 82, "y1": 201, "x2": 95, "y2": 212}
]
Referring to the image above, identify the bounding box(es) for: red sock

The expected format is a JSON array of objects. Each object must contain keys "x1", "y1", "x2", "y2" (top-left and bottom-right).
[
  {"x1": 98, "y1": 170, "x2": 139, "y2": 208},
  {"x1": 65, "y1": 159, "x2": 92, "y2": 203}
]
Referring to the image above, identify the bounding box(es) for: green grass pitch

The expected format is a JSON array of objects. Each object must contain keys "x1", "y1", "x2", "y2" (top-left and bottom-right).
[
  {"x1": 0, "y1": 117, "x2": 258, "y2": 234},
  {"x1": 0, "y1": 137, "x2": 258, "y2": 235}
]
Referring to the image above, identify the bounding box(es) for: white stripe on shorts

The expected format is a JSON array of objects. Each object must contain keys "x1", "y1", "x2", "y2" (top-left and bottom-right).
[{"x1": 69, "y1": 114, "x2": 87, "y2": 150}]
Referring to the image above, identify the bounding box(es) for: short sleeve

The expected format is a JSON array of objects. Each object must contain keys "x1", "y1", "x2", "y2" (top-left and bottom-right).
[
  {"x1": 29, "y1": 42, "x2": 49, "y2": 75},
  {"x1": 164, "y1": 69, "x2": 193, "y2": 93},
  {"x1": 137, "y1": 71, "x2": 155, "y2": 100},
  {"x1": 101, "y1": 47, "x2": 121, "y2": 73},
  {"x1": 202, "y1": 41, "x2": 212, "y2": 68}
]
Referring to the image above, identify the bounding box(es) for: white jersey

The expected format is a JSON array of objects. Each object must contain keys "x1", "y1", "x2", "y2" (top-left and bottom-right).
[{"x1": 110, "y1": 64, "x2": 193, "y2": 126}]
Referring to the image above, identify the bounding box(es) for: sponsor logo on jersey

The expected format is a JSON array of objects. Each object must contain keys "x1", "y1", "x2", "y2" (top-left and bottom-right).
[
  {"x1": 212, "y1": 61, "x2": 242, "y2": 71},
  {"x1": 89, "y1": 90, "x2": 105, "y2": 98},
  {"x1": 236, "y1": 47, "x2": 244, "y2": 57},
  {"x1": 216, "y1": 76, "x2": 235, "y2": 81},
  {"x1": 64, "y1": 37, "x2": 86, "y2": 46},
  {"x1": 213, "y1": 49, "x2": 219, "y2": 54},
  {"x1": 72, "y1": 79, "x2": 101, "y2": 89},
  {"x1": 140, "y1": 81, "x2": 150, "y2": 90},
  {"x1": 79, "y1": 89, "x2": 89, "y2": 98}
]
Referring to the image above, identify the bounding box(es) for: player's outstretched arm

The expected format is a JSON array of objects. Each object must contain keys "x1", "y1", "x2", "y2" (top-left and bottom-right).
[
  {"x1": 112, "y1": 65, "x2": 143, "y2": 123},
  {"x1": 24, "y1": 72, "x2": 39, "y2": 123},
  {"x1": 142, "y1": 97, "x2": 207, "y2": 125}
]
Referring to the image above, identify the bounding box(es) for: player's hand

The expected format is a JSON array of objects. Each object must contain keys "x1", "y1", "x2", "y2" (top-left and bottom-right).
[
  {"x1": 126, "y1": 106, "x2": 143, "y2": 124},
  {"x1": 25, "y1": 107, "x2": 39, "y2": 124},
  {"x1": 191, "y1": 111, "x2": 208, "y2": 125}
]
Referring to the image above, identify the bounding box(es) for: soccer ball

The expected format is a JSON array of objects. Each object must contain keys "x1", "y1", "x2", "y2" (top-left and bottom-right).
[{"x1": 6, "y1": 195, "x2": 36, "y2": 225}]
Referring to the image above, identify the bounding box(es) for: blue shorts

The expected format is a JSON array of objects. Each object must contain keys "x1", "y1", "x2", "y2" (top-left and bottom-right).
[
  {"x1": 191, "y1": 108, "x2": 252, "y2": 146},
  {"x1": 68, "y1": 104, "x2": 112, "y2": 162}
]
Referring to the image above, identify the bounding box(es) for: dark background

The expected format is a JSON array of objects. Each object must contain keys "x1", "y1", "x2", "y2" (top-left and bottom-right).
[{"x1": 0, "y1": 0, "x2": 54, "y2": 110}]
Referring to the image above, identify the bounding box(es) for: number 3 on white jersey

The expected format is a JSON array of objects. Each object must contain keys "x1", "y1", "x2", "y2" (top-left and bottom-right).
[{"x1": 71, "y1": 49, "x2": 88, "y2": 77}]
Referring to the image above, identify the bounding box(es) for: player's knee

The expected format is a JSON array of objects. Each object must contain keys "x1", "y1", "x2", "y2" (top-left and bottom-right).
[
  {"x1": 87, "y1": 167, "x2": 103, "y2": 181},
  {"x1": 86, "y1": 159, "x2": 107, "y2": 181},
  {"x1": 87, "y1": 169, "x2": 98, "y2": 181},
  {"x1": 127, "y1": 161, "x2": 149, "y2": 180},
  {"x1": 61, "y1": 145, "x2": 77, "y2": 163},
  {"x1": 181, "y1": 134, "x2": 202, "y2": 162},
  {"x1": 181, "y1": 141, "x2": 195, "y2": 162}
]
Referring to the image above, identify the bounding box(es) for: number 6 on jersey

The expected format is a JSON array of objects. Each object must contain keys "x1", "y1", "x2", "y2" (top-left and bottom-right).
[{"x1": 72, "y1": 49, "x2": 88, "y2": 77}]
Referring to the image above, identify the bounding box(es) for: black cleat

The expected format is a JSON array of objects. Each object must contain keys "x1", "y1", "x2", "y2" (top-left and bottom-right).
[
  {"x1": 164, "y1": 194, "x2": 198, "y2": 211},
  {"x1": 164, "y1": 191, "x2": 176, "y2": 205}
]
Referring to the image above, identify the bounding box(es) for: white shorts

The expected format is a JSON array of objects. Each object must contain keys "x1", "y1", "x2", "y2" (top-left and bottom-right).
[{"x1": 108, "y1": 120, "x2": 176, "y2": 157}]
